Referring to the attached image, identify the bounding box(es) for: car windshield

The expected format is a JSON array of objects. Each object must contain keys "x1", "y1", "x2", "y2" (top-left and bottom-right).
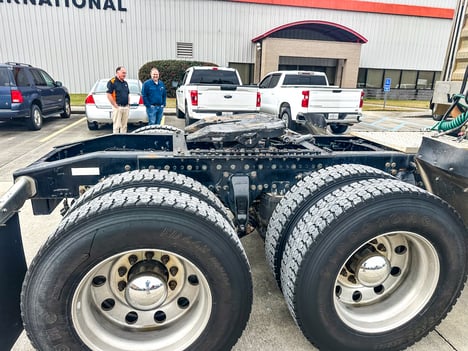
[{"x1": 94, "y1": 79, "x2": 141, "y2": 94}]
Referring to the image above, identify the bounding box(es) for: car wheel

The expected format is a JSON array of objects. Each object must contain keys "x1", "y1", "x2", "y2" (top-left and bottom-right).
[
  {"x1": 328, "y1": 123, "x2": 349, "y2": 134},
  {"x1": 281, "y1": 178, "x2": 467, "y2": 351},
  {"x1": 184, "y1": 101, "x2": 193, "y2": 126},
  {"x1": 27, "y1": 104, "x2": 43, "y2": 130},
  {"x1": 22, "y1": 187, "x2": 252, "y2": 351},
  {"x1": 61, "y1": 97, "x2": 71, "y2": 118},
  {"x1": 265, "y1": 164, "x2": 393, "y2": 287},
  {"x1": 176, "y1": 98, "x2": 185, "y2": 119},
  {"x1": 87, "y1": 120, "x2": 99, "y2": 130},
  {"x1": 279, "y1": 106, "x2": 293, "y2": 129}
]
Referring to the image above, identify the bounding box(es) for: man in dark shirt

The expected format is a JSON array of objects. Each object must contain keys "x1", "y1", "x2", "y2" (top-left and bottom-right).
[
  {"x1": 107, "y1": 66, "x2": 130, "y2": 133},
  {"x1": 142, "y1": 67, "x2": 167, "y2": 125}
]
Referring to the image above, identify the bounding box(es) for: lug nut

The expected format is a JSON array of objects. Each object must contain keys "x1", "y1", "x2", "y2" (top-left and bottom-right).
[
  {"x1": 170, "y1": 266, "x2": 179, "y2": 276},
  {"x1": 118, "y1": 281, "x2": 127, "y2": 291},
  {"x1": 128, "y1": 255, "x2": 138, "y2": 265},
  {"x1": 169, "y1": 280, "x2": 177, "y2": 290},
  {"x1": 118, "y1": 266, "x2": 127, "y2": 277}
]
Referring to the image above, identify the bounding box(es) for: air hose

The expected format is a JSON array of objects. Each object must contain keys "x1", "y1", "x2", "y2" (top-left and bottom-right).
[{"x1": 431, "y1": 94, "x2": 468, "y2": 132}]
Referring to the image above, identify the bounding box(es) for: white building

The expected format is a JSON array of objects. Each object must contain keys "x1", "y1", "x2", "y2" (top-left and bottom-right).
[{"x1": 0, "y1": 0, "x2": 456, "y2": 96}]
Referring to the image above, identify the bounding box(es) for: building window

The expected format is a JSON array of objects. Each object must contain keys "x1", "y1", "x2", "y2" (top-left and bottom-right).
[
  {"x1": 358, "y1": 68, "x2": 440, "y2": 90},
  {"x1": 383, "y1": 69, "x2": 401, "y2": 89},
  {"x1": 177, "y1": 42, "x2": 193, "y2": 58},
  {"x1": 357, "y1": 68, "x2": 367, "y2": 88},
  {"x1": 417, "y1": 71, "x2": 435, "y2": 89},
  {"x1": 400, "y1": 71, "x2": 418, "y2": 89},
  {"x1": 366, "y1": 69, "x2": 384, "y2": 89}
]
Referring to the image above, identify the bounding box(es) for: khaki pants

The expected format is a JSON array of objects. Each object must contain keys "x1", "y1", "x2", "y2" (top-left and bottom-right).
[{"x1": 112, "y1": 106, "x2": 129, "y2": 133}]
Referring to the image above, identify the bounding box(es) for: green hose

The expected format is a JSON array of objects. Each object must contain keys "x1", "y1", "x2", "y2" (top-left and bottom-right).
[
  {"x1": 432, "y1": 110, "x2": 468, "y2": 131},
  {"x1": 431, "y1": 95, "x2": 468, "y2": 132}
]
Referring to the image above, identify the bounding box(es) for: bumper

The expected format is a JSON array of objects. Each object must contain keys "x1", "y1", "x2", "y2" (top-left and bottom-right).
[
  {"x1": 0, "y1": 108, "x2": 29, "y2": 120},
  {"x1": 85, "y1": 105, "x2": 148, "y2": 124},
  {"x1": 190, "y1": 109, "x2": 260, "y2": 120},
  {"x1": 296, "y1": 113, "x2": 361, "y2": 126}
]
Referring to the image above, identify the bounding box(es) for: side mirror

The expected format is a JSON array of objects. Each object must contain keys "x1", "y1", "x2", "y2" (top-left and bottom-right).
[{"x1": 55, "y1": 81, "x2": 63, "y2": 87}]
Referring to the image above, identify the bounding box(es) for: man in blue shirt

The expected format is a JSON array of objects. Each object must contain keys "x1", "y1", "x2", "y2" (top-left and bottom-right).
[{"x1": 142, "y1": 68, "x2": 167, "y2": 125}]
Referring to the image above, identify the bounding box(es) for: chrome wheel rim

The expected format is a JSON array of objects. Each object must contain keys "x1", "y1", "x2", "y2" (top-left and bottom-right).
[
  {"x1": 334, "y1": 231, "x2": 439, "y2": 333},
  {"x1": 65, "y1": 100, "x2": 71, "y2": 115},
  {"x1": 33, "y1": 108, "x2": 41, "y2": 126},
  {"x1": 280, "y1": 111, "x2": 289, "y2": 124},
  {"x1": 72, "y1": 249, "x2": 212, "y2": 351}
]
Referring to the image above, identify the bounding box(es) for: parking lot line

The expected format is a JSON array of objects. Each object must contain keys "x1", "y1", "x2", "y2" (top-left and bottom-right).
[{"x1": 40, "y1": 117, "x2": 86, "y2": 143}]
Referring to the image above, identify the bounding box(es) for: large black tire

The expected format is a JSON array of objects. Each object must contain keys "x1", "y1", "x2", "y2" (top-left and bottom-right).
[
  {"x1": 265, "y1": 164, "x2": 393, "y2": 286},
  {"x1": 328, "y1": 123, "x2": 348, "y2": 134},
  {"x1": 281, "y1": 178, "x2": 467, "y2": 351},
  {"x1": 61, "y1": 97, "x2": 71, "y2": 118},
  {"x1": 22, "y1": 187, "x2": 252, "y2": 351},
  {"x1": 87, "y1": 120, "x2": 98, "y2": 130},
  {"x1": 176, "y1": 98, "x2": 185, "y2": 119},
  {"x1": 185, "y1": 101, "x2": 193, "y2": 126},
  {"x1": 132, "y1": 124, "x2": 184, "y2": 134},
  {"x1": 27, "y1": 104, "x2": 43, "y2": 130},
  {"x1": 65, "y1": 169, "x2": 231, "y2": 223}
]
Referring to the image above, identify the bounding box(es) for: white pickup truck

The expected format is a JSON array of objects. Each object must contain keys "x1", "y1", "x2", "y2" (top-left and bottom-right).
[
  {"x1": 176, "y1": 66, "x2": 260, "y2": 125},
  {"x1": 258, "y1": 71, "x2": 364, "y2": 134}
]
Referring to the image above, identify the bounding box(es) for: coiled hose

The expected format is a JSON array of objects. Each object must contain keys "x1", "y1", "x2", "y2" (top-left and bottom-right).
[{"x1": 431, "y1": 94, "x2": 468, "y2": 132}]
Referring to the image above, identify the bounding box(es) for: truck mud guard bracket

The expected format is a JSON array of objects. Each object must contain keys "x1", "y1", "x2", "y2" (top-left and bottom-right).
[{"x1": 230, "y1": 175, "x2": 250, "y2": 235}]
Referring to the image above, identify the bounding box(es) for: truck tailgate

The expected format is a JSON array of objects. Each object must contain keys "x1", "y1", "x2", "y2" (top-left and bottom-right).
[
  {"x1": 308, "y1": 88, "x2": 362, "y2": 113},
  {"x1": 195, "y1": 86, "x2": 259, "y2": 113}
]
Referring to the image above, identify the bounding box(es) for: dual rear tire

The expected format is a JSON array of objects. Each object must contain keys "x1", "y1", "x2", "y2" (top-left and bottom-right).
[
  {"x1": 21, "y1": 171, "x2": 252, "y2": 351},
  {"x1": 266, "y1": 164, "x2": 467, "y2": 350}
]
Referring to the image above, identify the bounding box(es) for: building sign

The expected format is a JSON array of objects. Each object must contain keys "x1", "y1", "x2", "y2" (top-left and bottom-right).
[
  {"x1": 0, "y1": 0, "x2": 127, "y2": 11},
  {"x1": 230, "y1": 0, "x2": 454, "y2": 19}
]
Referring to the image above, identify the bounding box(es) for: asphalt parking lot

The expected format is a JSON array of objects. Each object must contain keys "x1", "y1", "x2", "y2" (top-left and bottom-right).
[{"x1": 1, "y1": 110, "x2": 466, "y2": 351}]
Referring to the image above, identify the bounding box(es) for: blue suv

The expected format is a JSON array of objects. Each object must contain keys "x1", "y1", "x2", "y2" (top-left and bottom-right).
[{"x1": 0, "y1": 62, "x2": 71, "y2": 130}]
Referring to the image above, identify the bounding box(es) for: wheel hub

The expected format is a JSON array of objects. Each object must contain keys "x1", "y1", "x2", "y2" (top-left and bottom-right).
[
  {"x1": 334, "y1": 232, "x2": 440, "y2": 334},
  {"x1": 125, "y1": 260, "x2": 168, "y2": 310},
  {"x1": 355, "y1": 254, "x2": 390, "y2": 287}
]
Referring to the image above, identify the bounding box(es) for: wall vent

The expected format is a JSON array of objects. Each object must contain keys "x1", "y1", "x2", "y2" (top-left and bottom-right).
[{"x1": 177, "y1": 42, "x2": 193, "y2": 58}]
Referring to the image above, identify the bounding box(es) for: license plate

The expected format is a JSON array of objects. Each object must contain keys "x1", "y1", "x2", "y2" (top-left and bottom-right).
[
  {"x1": 329, "y1": 113, "x2": 339, "y2": 120},
  {"x1": 222, "y1": 112, "x2": 233, "y2": 116}
]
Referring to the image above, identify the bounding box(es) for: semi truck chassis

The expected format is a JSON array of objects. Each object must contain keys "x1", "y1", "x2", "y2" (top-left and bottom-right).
[{"x1": 0, "y1": 114, "x2": 467, "y2": 351}]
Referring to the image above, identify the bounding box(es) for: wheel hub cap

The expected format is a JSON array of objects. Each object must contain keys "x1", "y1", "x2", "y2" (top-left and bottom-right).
[
  {"x1": 356, "y1": 254, "x2": 390, "y2": 287},
  {"x1": 125, "y1": 260, "x2": 168, "y2": 310}
]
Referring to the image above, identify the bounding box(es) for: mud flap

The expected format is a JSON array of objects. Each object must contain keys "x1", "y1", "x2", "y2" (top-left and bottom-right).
[{"x1": 0, "y1": 213, "x2": 26, "y2": 349}]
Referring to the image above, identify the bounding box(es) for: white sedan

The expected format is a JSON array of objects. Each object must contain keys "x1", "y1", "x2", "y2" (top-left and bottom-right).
[{"x1": 85, "y1": 78, "x2": 147, "y2": 130}]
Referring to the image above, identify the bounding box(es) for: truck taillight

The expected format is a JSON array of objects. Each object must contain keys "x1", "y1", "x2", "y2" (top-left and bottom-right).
[
  {"x1": 139, "y1": 96, "x2": 144, "y2": 105},
  {"x1": 11, "y1": 90, "x2": 23, "y2": 103},
  {"x1": 301, "y1": 90, "x2": 309, "y2": 108},
  {"x1": 256, "y1": 92, "x2": 261, "y2": 107},
  {"x1": 190, "y1": 90, "x2": 198, "y2": 106},
  {"x1": 85, "y1": 95, "x2": 95, "y2": 104},
  {"x1": 360, "y1": 91, "x2": 364, "y2": 108}
]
